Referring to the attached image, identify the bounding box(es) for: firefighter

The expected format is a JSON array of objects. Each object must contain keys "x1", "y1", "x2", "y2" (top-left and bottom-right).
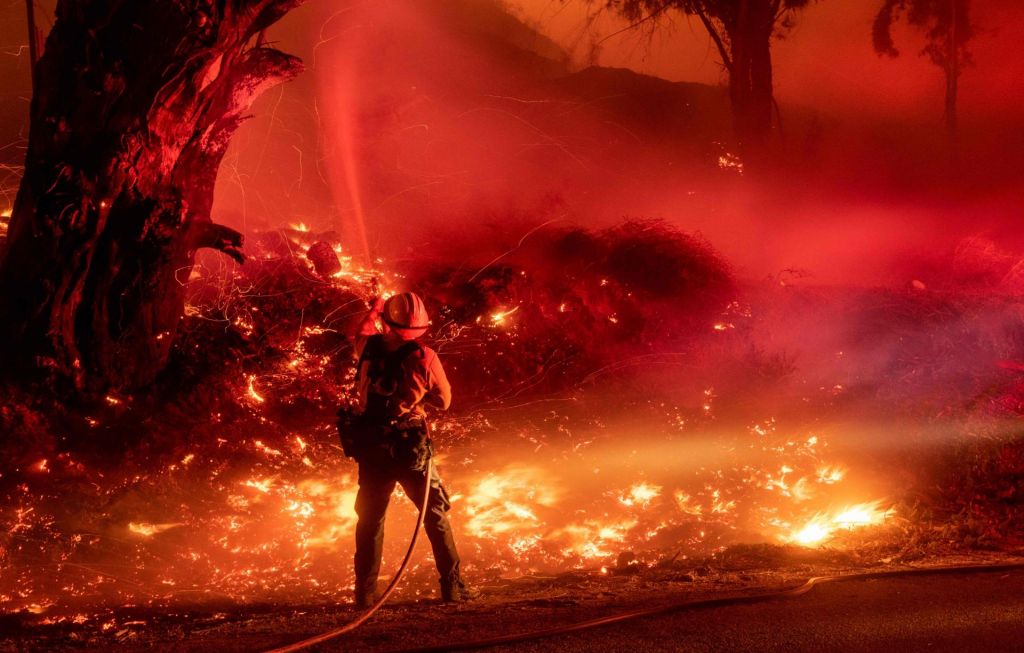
[{"x1": 342, "y1": 291, "x2": 477, "y2": 607}]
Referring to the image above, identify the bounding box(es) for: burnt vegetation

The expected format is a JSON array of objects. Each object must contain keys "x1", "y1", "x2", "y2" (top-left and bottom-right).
[{"x1": 0, "y1": 0, "x2": 306, "y2": 392}]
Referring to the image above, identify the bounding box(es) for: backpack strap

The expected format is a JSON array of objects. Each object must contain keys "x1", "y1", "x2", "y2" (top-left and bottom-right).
[{"x1": 382, "y1": 340, "x2": 424, "y2": 383}]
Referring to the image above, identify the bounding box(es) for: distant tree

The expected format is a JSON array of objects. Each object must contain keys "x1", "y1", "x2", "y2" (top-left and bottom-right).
[
  {"x1": 0, "y1": 1, "x2": 305, "y2": 392},
  {"x1": 873, "y1": 0, "x2": 972, "y2": 151},
  {"x1": 605, "y1": 0, "x2": 815, "y2": 155}
]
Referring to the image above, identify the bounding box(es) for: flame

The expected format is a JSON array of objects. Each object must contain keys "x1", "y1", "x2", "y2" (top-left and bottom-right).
[
  {"x1": 791, "y1": 518, "x2": 832, "y2": 546},
  {"x1": 788, "y1": 501, "x2": 891, "y2": 546},
  {"x1": 293, "y1": 478, "x2": 359, "y2": 549},
  {"x1": 618, "y1": 482, "x2": 661, "y2": 507},
  {"x1": 556, "y1": 519, "x2": 637, "y2": 559},
  {"x1": 463, "y1": 467, "x2": 559, "y2": 539},
  {"x1": 833, "y1": 502, "x2": 889, "y2": 528},
  {"x1": 816, "y1": 465, "x2": 845, "y2": 484},
  {"x1": 128, "y1": 522, "x2": 183, "y2": 537},
  {"x1": 674, "y1": 491, "x2": 703, "y2": 516}
]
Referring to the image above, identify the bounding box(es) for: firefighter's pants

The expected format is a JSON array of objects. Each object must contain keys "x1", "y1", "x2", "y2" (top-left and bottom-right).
[{"x1": 353, "y1": 461, "x2": 461, "y2": 594}]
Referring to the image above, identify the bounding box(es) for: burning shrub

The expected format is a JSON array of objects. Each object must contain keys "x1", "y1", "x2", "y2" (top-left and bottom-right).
[{"x1": 403, "y1": 219, "x2": 735, "y2": 404}]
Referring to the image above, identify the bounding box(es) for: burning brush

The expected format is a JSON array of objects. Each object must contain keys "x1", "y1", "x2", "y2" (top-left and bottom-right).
[{"x1": 0, "y1": 220, "x2": 893, "y2": 624}]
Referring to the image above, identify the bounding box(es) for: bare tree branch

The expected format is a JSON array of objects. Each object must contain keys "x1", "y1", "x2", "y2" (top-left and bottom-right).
[{"x1": 693, "y1": 7, "x2": 733, "y2": 71}]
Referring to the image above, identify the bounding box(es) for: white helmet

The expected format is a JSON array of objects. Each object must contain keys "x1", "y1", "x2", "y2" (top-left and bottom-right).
[{"x1": 382, "y1": 292, "x2": 430, "y2": 339}]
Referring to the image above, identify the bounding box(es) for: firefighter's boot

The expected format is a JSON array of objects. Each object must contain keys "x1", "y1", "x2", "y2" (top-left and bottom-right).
[
  {"x1": 440, "y1": 578, "x2": 480, "y2": 603},
  {"x1": 354, "y1": 578, "x2": 379, "y2": 609}
]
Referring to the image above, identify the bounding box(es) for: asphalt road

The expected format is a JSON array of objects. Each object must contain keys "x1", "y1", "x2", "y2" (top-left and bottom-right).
[{"x1": 468, "y1": 569, "x2": 1024, "y2": 653}]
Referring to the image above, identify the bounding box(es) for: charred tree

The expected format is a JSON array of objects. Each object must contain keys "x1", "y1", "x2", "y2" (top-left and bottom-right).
[
  {"x1": 0, "y1": 1, "x2": 305, "y2": 392},
  {"x1": 873, "y1": 0, "x2": 973, "y2": 161},
  {"x1": 606, "y1": 0, "x2": 813, "y2": 156}
]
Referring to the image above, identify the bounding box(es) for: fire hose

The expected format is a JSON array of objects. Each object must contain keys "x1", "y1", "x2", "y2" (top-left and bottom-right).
[{"x1": 262, "y1": 456, "x2": 435, "y2": 653}]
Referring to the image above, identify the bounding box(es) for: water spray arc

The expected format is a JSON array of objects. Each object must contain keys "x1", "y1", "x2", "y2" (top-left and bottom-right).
[{"x1": 332, "y1": 59, "x2": 373, "y2": 266}]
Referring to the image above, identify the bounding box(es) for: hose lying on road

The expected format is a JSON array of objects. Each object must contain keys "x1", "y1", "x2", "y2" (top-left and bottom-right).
[
  {"x1": 262, "y1": 458, "x2": 435, "y2": 653},
  {"x1": 386, "y1": 561, "x2": 1024, "y2": 653}
]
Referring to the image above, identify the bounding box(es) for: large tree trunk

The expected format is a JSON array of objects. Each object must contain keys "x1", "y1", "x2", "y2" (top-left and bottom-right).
[
  {"x1": 726, "y1": 0, "x2": 775, "y2": 156},
  {"x1": 945, "y1": 0, "x2": 960, "y2": 165},
  {"x1": 0, "y1": 0, "x2": 304, "y2": 392},
  {"x1": 945, "y1": 63, "x2": 958, "y2": 161}
]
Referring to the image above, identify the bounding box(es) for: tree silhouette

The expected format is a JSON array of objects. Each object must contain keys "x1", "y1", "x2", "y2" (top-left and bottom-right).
[
  {"x1": 605, "y1": 0, "x2": 815, "y2": 155},
  {"x1": 873, "y1": 0, "x2": 972, "y2": 151},
  {"x1": 0, "y1": 1, "x2": 306, "y2": 392}
]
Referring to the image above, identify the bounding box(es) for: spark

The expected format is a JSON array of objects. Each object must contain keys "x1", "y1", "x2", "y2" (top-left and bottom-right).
[
  {"x1": 246, "y1": 375, "x2": 265, "y2": 403},
  {"x1": 489, "y1": 306, "x2": 520, "y2": 326}
]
